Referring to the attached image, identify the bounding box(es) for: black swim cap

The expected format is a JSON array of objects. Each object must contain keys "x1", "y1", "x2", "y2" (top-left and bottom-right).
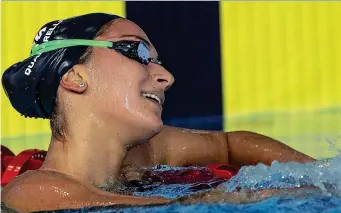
[{"x1": 2, "y1": 13, "x2": 121, "y2": 119}]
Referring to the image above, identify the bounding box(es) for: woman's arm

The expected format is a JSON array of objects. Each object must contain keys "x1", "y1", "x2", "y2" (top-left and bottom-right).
[
  {"x1": 225, "y1": 130, "x2": 316, "y2": 168},
  {"x1": 140, "y1": 126, "x2": 315, "y2": 168}
]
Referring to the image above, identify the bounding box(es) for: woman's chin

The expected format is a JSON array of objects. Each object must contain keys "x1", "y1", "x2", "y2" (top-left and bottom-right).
[
  {"x1": 129, "y1": 120, "x2": 163, "y2": 147},
  {"x1": 148, "y1": 118, "x2": 163, "y2": 134},
  {"x1": 142, "y1": 118, "x2": 163, "y2": 138}
]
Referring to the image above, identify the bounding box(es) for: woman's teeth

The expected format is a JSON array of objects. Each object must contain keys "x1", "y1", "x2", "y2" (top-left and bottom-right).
[{"x1": 142, "y1": 93, "x2": 161, "y2": 105}]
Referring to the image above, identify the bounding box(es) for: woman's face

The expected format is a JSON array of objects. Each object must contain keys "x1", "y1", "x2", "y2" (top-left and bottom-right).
[{"x1": 84, "y1": 19, "x2": 174, "y2": 141}]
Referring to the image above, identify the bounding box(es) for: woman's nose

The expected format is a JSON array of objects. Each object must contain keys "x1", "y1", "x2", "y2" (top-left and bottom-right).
[{"x1": 150, "y1": 66, "x2": 175, "y2": 91}]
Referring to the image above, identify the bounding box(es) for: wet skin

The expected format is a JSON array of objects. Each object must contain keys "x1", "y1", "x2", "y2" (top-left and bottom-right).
[{"x1": 1, "y1": 18, "x2": 315, "y2": 212}]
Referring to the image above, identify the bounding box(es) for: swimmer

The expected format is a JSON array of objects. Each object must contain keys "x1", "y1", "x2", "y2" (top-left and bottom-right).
[{"x1": 1, "y1": 13, "x2": 315, "y2": 212}]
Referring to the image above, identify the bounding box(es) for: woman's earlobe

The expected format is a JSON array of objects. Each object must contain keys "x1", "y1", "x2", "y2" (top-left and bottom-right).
[
  {"x1": 74, "y1": 81, "x2": 87, "y2": 93},
  {"x1": 60, "y1": 70, "x2": 88, "y2": 93}
]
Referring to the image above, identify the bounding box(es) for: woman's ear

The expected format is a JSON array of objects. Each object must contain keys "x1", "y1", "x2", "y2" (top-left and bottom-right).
[{"x1": 60, "y1": 64, "x2": 88, "y2": 93}]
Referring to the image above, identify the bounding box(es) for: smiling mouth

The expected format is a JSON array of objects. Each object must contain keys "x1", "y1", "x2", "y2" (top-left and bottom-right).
[{"x1": 141, "y1": 92, "x2": 162, "y2": 106}]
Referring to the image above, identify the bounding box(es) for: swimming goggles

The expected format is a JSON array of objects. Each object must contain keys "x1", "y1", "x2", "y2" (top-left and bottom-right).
[{"x1": 30, "y1": 39, "x2": 162, "y2": 66}]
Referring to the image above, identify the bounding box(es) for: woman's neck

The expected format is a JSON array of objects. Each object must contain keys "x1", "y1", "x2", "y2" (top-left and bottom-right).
[{"x1": 41, "y1": 132, "x2": 128, "y2": 189}]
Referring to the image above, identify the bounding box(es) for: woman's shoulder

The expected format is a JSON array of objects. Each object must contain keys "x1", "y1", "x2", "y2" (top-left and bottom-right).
[
  {"x1": 2, "y1": 170, "x2": 171, "y2": 211},
  {"x1": 1, "y1": 170, "x2": 91, "y2": 212}
]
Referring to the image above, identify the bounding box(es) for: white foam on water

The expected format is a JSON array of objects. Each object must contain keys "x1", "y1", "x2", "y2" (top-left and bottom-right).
[{"x1": 219, "y1": 153, "x2": 341, "y2": 197}]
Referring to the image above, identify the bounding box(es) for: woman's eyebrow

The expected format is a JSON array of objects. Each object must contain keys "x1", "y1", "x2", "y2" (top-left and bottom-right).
[{"x1": 119, "y1": 34, "x2": 152, "y2": 48}]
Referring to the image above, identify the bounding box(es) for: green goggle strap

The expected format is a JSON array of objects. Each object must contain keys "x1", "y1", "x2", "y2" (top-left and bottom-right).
[{"x1": 30, "y1": 39, "x2": 113, "y2": 56}]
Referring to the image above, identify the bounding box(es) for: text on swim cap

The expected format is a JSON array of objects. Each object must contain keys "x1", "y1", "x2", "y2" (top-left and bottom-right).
[
  {"x1": 34, "y1": 20, "x2": 62, "y2": 43},
  {"x1": 26, "y1": 20, "x2": 63, "y2": 76},
  {"x1": 25, "y1": 53, "x2": 42, "y2": 76},
  {"x1": 43, "y1": 20, "x2": 62, "y2": 42}
]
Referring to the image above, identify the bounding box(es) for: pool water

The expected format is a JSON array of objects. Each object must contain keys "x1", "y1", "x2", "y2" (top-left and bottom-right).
[
  {"x1": 44, "y1": 197, "x2": 341, "y2": 213},
  {"x1": 36, "y1": 153, "x2": 341, "y2": 213}
]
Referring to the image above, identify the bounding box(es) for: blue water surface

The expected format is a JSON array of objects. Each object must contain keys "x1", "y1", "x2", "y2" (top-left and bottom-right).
[
  {"x1": 39, "y1": 153, "x2": 341, "y2": 213},
  {"x1": 49, "y1": 196, "x2": 341, "y2": 213}
]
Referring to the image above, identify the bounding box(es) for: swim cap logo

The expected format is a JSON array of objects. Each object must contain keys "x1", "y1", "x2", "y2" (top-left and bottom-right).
[{"x1": 34, "y1": 27, "x2": 47, "y2": 42}]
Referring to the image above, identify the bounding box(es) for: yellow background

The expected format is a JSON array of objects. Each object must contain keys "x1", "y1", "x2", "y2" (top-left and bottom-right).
[
  {"x1": 221, "y1": 2, "x2": 341, "y2": 159},
  {"x1": 1, "y1": 1, "x2": 341, "y2": 159}
]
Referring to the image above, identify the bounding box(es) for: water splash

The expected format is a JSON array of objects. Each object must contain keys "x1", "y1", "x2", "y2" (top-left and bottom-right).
[
  {"x1": 219, "y1": 154, "x2": 341, "y2": 197},
  {"x1": 326, "y1": 136, "x2": 341, "y2": 153},
  {"x1": 149, "y1": 164, "x2": 205, "y2": 172}
]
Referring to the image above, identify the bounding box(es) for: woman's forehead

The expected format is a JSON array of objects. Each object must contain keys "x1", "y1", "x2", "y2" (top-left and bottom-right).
[
  {"x1": 101, "y1": 19, "x2": 158, "y2": 55},
  {"x1": 103, "y1": 19, "x2": 151, "y2": 44}
]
